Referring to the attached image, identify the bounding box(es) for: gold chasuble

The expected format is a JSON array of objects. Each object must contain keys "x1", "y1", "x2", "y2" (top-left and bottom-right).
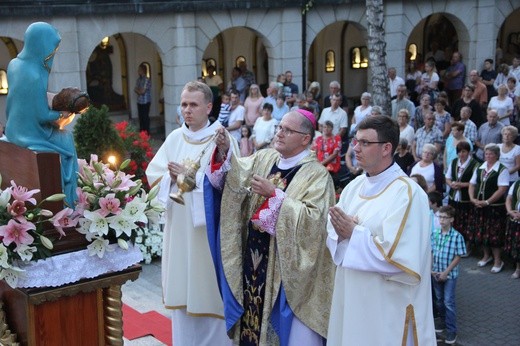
[{"x1": 219, "y1": 148, "x2": 336, "y2": 345}]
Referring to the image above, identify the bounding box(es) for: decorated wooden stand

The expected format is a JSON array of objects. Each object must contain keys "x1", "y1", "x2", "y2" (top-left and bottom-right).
[{"x1": 0, "y1": 141, "x2": 141, "y2": 345}]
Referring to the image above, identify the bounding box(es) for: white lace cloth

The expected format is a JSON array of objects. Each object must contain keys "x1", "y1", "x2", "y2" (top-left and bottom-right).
[{"x1": 14, "y1": 244, "x2": 143, "y2": 288}]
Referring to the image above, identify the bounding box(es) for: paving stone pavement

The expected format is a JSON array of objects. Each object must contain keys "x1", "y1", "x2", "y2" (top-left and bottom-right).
[
  {"x1": 451, "y1": 254, "x2": 520, "y2": 346},
  {"x1": 121, "y1": 254, "x2": 520, "y2": 346}
]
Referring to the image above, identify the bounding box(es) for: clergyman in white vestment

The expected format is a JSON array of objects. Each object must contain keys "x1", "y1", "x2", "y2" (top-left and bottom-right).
[
  {"x1": 327, "y1": 115, "x2": 436, "y2": 346},
  {"x1": 146, "y1": 81, "x2": 237, "y2": 346}
]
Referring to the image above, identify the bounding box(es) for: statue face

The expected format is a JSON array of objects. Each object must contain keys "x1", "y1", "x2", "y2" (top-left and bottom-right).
[
  {"x1": 44, "y1": 46, "x2": 59, "y2": 73},
  {"x1": 20, "y1": 22, "x2": 61, "y2": 73}
]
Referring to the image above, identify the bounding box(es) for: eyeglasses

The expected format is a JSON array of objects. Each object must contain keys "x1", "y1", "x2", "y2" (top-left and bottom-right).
[
  {"x1": 422, "y1": 151, "x2": 434, "y2": 155},
  {"x1": 276, "y1": 125, "x2": 309, "y2": 136},
  {"x1": 438, "y1": 215, "x2": 453, "y2": 220},
  {"x1": 352, "y1": 138, "x2": 387, "y2": 147}
]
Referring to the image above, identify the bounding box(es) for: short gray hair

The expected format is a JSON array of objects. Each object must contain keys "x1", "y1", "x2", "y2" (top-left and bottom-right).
[
  {"x1": 502, "y1": 125, "x2": 519, "y2": 138},
  {"x1": 484, "y1": 143, "x2": 500, "y2": 159},
  {"x1": 371, "y1": 105, "x2": 384, "y2": 116},
  {"x1": 422, "y1": 143, "x2": 438, "y2": 159},
  {"x1": 329, "y1": 80, "x2": 340, "y2": 89}
]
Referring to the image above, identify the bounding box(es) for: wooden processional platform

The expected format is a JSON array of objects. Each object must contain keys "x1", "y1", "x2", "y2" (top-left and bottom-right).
[{"x1": 0, "y1": 141, "x2": 141, "y2": 345}]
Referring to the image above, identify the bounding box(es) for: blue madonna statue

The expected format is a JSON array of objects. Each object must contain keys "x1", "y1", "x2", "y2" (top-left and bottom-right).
[{"x1": 5, "y1": 22, "x2": 80, "y2": 207}]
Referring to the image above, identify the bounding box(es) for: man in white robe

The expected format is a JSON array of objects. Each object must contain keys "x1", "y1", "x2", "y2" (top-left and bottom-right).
[
  {"x1": 327, "y1": 115, "x2": 436, "y2": 346},
  {"x1": 146, "y1": 81, "x2": 238, "y2": 345}
]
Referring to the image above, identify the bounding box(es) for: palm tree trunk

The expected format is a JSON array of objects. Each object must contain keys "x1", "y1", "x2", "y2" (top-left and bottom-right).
[{"x1": 366, "y1": 0, "x2": 391, "y2": 116}]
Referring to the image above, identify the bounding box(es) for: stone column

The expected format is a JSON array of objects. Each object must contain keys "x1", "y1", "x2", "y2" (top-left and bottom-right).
[
  {"x1": 50, "y1": 18, "x2": 83, "y2": 93},
  {"x1": 384, "y1": 2, "x2": 407, "y2": 79},
  {"x1": 162, "y1": 13, "x2": 199, "y2": 135}
]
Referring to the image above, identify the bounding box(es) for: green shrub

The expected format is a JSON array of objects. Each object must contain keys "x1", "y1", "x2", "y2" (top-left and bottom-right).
[{"x1": 73, "y1": 105, "x2": 125, "y2": 162}]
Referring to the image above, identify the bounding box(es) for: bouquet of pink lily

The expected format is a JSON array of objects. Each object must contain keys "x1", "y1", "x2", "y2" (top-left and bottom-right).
[
  {"x1": 0, "y1": 174, "x2": 68, "y2": 288},
  {"x1": 75, "y1": 155, "x2": 164, "y2": 258}
]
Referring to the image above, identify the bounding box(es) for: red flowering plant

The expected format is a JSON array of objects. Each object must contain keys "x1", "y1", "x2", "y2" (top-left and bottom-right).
[
  {"x1": 114, "y1": 121, "x2": 154, "y2": 190},
  {"x1": 0, "y1": 174, "x2": 71, "y2": 288}
]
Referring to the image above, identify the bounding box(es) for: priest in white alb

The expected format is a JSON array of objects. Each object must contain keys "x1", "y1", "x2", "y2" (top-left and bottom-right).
[
  {"x1": 146, "y1": 81, "x2": 238, "y2": 345},
  {"x1": 326, "y1": 115, "x2": 436, "y2": 345}
]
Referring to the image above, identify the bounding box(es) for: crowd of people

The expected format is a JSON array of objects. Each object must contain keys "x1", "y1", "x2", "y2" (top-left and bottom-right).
[
  {"x1": 146, "y1": 54, "x2": 520, "y2": 345},
  {"x1": 147, "y1": 82, "x2": 438, "y2": 344},
  {"x1": 388, "y1": 54, "x2": 520, "y2": 283},
  {"x1": 199, "y1": 56, "x2": 520, "y2": 283}
]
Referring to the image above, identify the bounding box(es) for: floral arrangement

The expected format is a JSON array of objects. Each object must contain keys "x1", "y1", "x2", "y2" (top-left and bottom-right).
[
  {"x1": 114, "y1": 121, "x2": 154, "y2": 190},
  {"x1": 75, "y1": 155, "x2": 164, "y2": 259},
  {"x1": 134, "y1": 221, "x2": 163, "y2": 264},
  {"x1": 0, "y1": 175, "x2": 67, "y2": 288}
]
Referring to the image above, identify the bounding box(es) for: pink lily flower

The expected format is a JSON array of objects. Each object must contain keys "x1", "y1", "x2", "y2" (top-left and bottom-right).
[
  {"x1": 0, "y1": 219, "x2": 35, "y2": 247},
  {"x1": 113, "y1": 171, "x2": 137, "y2": 192},
  {"x1": 90, "y1": 154, "x2": 99, "y2": 163},
  {"x1": 50, "y1": 207, "x2": 79, "y2": 237},
  {"x1": 8, "y1": 200, "x2": 27, "y2": 217},
  {"x1": 98, "y1": 193, "x2": 122, "y2": 217},
  {"x1": 75, "y1": 187, "x2": 90, "y2": 215},
  {"x1": 10, "y1": 181, "x2": 39, "y2": 205}
]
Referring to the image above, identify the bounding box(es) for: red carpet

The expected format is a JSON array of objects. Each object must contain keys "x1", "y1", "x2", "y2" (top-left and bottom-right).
[{"x1": 122, "y1": 304, "x2": 172, "y2": 345}]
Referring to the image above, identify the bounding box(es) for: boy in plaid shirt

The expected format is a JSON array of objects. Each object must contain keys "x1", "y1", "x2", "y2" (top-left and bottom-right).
[{"x1": 431, "y1": 205, "x2": 466, "y2": 344}]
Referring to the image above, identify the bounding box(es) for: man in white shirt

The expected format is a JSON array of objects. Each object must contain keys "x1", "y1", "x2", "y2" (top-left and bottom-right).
[
  {"x1": 388, "y1": 67, "x2": 405, "y2": 99},
  {"x1": 226, "y1": 90, "x2": 245, "y2": 143},
  {"x1": 319, "y1": 93, "x2": 348, "y2": 138},
  {"x1": 262, "y1": 81, "x2": 279, "y2": 109}
]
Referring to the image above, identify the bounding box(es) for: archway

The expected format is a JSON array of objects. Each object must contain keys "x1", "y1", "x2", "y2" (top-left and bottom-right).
[
  {"x1": 203, "y1": 27, "x2": 268, "y2": 94},
  {"x1": 85, "y1": 33, "x2": 163, "y2": 137},
  {"x1": 0, "y1": 37, "x2": 23, "y2": 125},
  {"x1": 202, "y1": 27, "x2": 268, "y2": 118},
  {"x1": 407, "y1": 14, "x2": 459, "y2": 72},
  {"x1": 308, "y1": 21, "x2": 368, "y2": 111},
  {"x1": 497, "y1": 7, "x2": 520, "y2": 65}
]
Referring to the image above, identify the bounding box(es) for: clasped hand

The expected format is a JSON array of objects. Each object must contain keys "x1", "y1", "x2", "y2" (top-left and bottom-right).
[{"x1": 329, "y1": 206, "x2": 358, "y2": 241}]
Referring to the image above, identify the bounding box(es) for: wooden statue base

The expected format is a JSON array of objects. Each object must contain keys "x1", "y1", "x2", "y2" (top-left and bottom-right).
[{"x1": 0, "y1": 265, "x2": 141, "y2": 346}]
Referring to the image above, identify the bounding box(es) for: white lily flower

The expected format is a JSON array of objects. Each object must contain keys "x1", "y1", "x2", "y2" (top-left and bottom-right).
[
  {"x1": 122, "y1": 198, "x2": 148, "y2": 224},
  {"x1": 15, "y1": 244, "x2": 37, "y2": 261},
  {"x1": 108, "y1": 213, "x2": 135, "y2": 237},
  {"x1": 84, "y1": 210, "x2": 110, "y2": 236},
  {"x1": 0, "y1": 244, "x2": 10, "y2": 268},
  {"x1": 87, "y1": 238, "x2": 112, "y2": 258},
  {"x1": 77, "y1": 218, "x2": 98, "y2": 241}
]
